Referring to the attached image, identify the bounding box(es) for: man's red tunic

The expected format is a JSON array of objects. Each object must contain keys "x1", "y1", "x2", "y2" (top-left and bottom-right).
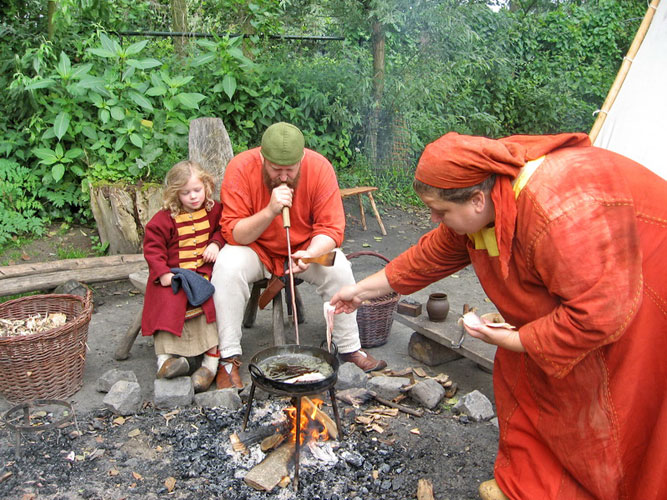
[
  {"x1": 219, "y1": 147, "x2": 345, "y2": 276},
  {"x1": 387, "y1": 140, "x2": 667, "y2": 499}
]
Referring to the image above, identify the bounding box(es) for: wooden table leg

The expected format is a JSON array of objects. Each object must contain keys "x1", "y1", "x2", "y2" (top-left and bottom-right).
[
  {"x1": 357, "y1": 194, "x2": 367, "y2": 230},
  {"x1": 366, "y1": 192, "x2": 387, "y2": 235}
]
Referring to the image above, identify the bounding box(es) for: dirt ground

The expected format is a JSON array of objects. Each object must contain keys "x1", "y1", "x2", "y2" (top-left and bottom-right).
[{"x1": 0, "y1": 199, "x2": 499, "y2": 500}]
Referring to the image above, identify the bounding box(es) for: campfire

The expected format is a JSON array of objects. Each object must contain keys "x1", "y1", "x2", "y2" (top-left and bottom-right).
[{"x1": 232, "y1": 395, "x2": 340, "y2": 492}]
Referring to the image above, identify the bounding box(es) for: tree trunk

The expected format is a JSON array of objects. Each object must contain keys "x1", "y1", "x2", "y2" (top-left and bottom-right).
[
  {"x1": 89, "y1": 183, "x2": 163, "y2": 255},
  {"x1": 188, "y1": 118, "x2": 234, "y2": 200},
  {"x1": 47, "y1": 0, "x2": 56, "y2": 40},
  {"x1": 171, "y1": 0, "x2": 189, "y2": 57},
  {"x1": 369, "y1": 19, "x2": 386, "y2": 167}
]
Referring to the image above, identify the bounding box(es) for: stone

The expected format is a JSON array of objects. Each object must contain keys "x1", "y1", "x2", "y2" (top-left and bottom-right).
[
  {"x1": 103, "y1": 381, "x2": 142, "y2": 416},
  {"x1": 97, "y1": 369, "x2": 138, "y2": 393},
  {"x1": 53, "y1": 279, "x2": 88, "y2": 298},
  {"x1": 336, "y1": 362, "x2": 368, "y2": 390},
  {"x1": 194, "y1": 388, "x2": 242, "y2": 410},
  {"x1": 452, "y1": 389, "x2": 495, "y2": 422},
  {"x1": 408, "y1": 378, "x2": 446, "y2": 409},
  {"x1": 367, "y1": 376, "x2": 411, "y2": 400},
  {"x1": 154, "y1": 377, "x2": 194, "y2": 408},
  {"x1": 408, "y1": 332, "x2": 462, "y2": 366}
]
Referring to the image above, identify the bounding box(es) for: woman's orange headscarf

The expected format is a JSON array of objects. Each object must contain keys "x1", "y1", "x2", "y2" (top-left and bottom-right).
[{"x1": 415, "y1": 132, "x2": 590, "y2": 278}]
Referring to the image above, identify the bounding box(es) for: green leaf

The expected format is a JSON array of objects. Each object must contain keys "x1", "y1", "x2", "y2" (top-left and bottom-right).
[
  {"x1": 128, "y1": 91, "x2": 154, "y2": 110},
  {"x1": 146, "y1": 86, "x2": 166, "y2": 96},
  {"x1": 88, "y1": 47, "x2": 116, "y2": 58},
  {"x1": 110, "y1": 107, "x2": 125, "y2": 120},
  {"x1": 25, "y1": 78, "x2": 56, "y2": 90},
  {"x1": 82, "y1": 125, "x2": 98, "y2": 140},
  {"x1": 57, "y1": 52, "x2": 71, "y2": 78},
  {"x1": 55, "y1": 143, "x2": 64, "y2": 157},
  {"x1": 222, "y1": 75, "x2": 237, "y2": 99},
  {"x1": 169, "y1": 75, "x2": 193, "y2": 88},
  {"x1": 125, "y1": 40, "x2": 148, "y2": 56},
  {"x1": 53, "y1": 112, "x2": 70, "y2": 140},
  {"x1": 175, "y1": 92, "x2": 205, "y2": 109},
  {"x1": 129, "y1": 133, "x2": 143, "y2": 148},
  {"x1": 32, "y1": 148, "x2": 58, "y2": 161},
  {"x1": 65, "y1": 148, "x2": 84, "y2": 159},
  {"x1": 195, "y1": 39, "x2": 217, "y2": 50},
  {"x1": 126, "y1": 58, "x2": 162, "y2": 70},
  {"x1": 114, "y1": 136, "x2": 127, "y2": 151},
  {"x1": 52, "y1": 163, "x2": 65, "y2": 182},
  {"x1": 100, "y1": 109, "x2": 110, "y2": 124},
  {"x1": 100, "y1": 33, "x2": 121, "y2": 55},
  {"x1": 71, "y1": 63, "x2": 93, "y2": 79},
  {"x1": 190, "y1": 53, "x2": 216, "y2": 67}
]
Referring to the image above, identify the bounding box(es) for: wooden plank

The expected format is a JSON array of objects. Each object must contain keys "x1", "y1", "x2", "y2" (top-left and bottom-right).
[
  {"x1": 0, "y1": 261, "x2": 148, "y2": 297},
  {"x1": 393, "y1": 311, "x2": 496, "y2": 372},
  {"x1": 0, "y1": 254, "x2": 146, "y2": 279}
]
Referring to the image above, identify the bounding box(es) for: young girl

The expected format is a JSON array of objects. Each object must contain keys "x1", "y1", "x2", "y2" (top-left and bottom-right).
[{"x1": 141, "y1": 160, "x2": 224, "y2": 393}]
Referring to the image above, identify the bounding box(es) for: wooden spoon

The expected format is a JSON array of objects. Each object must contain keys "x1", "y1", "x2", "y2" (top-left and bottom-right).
[{"x1": 299, "y1": 251, "x2": 336, "y2": 266}]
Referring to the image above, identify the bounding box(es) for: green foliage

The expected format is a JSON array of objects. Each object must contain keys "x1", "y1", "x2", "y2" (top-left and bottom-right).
[{"x1": 0, "y1": 159, "x2": 46, "y2": 245}]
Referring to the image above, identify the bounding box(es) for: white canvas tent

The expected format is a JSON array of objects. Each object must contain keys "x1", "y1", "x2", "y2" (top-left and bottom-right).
[{"x1": 589, "y1": 0, "x2": 666, "y2": 180}]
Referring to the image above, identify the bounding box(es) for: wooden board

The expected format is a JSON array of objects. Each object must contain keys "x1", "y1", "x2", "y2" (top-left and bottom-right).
[{"x1": 393, "y1": 311, "x2": 496, "y2": 372}]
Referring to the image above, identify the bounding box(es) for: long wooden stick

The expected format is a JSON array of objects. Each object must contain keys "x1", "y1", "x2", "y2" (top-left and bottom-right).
[{"x1": 589, "y1": 0, "x2": 660, "y2": 143}]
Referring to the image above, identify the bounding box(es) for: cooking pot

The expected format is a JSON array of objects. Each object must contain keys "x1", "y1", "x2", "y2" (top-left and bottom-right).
[{"x1": 248, "y1": 342, "x2": 339, "y2": 395}]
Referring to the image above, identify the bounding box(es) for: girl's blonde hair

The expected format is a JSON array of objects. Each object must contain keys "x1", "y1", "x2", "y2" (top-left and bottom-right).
[{"x1": 162, "y1": 160, "x2": 216, "y2": 217}]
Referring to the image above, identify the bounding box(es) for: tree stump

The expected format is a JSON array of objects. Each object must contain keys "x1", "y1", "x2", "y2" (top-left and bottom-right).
[
  {"x1": 89, "y1": 182, "x2": 163, "y2": 254},
  {"x1": 188, "y1": 117, "x2": 234, "y2": 200}
]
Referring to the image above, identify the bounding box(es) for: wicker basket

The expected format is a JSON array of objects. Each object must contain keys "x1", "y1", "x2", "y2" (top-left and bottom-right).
[
  {"x1": 0, "y1": 289, "x2": 93, "y2": 404},
  {"x1": 347, "y1": 251, "x2": 400, "y2": 348}
]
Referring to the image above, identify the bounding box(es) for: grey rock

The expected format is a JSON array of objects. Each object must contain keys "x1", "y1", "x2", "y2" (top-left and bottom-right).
[
  {"x1": 408, "y1": 378, "x2": 446, "y2": 409},
  {"x1": 53, "y1": 279, "x2": 88, "y2": 298},
  {"x1": 367, "y1": 376, "x2": 411, "y2": 400},
  {"x1": 154, "y1": 377, "x2": 194, "y2": 408},
  {"x1": 340, "y1": 450, "x2": 364, "y2": 467},
  {"x1": 103, "y1": 380, "x2": 142, "y2": 416},
  {"x1": 194, "y1": 388, "x2": 242, "y2": 409},
  {"x1": 97, "y1": 369, "x2": 138, "y2": 393},
  {"x1": 336, "y1": 362, "x2": 368, "y2": 390},
  {"x1": 452, "y1": 389, "x2": 495, "y2": 421}
]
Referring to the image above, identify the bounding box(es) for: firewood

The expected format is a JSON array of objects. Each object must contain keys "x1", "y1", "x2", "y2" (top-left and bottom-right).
[
  {"x1": 417, "y1": 478, "x2": 435, "y2": 500},
  {"x1": 261, "y1": 432, "x2": 286, "y2": 452},
  {"x1": 244, "y1": 442, "x2": 294, "y2": 492},
  {"x1": 230, "y1": 423, "x2": 288, "y2": 453},
  {"x1": 301, "y1": 396, "x2": 339, "y2": 440}
]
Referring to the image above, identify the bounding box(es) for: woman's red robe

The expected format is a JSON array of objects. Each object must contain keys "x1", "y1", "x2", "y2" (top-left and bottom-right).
[{"x1": 386, "y1": 145, "x2": 667, "y2": 499}]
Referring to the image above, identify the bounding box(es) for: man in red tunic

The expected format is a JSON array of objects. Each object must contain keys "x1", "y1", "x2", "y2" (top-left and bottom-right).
[
  {"x1": 332, "y1": 132, "x2": 667, "y2": 499},
  {"x1": 211, "y1": 122, "x2": 386, "y2": 389}
]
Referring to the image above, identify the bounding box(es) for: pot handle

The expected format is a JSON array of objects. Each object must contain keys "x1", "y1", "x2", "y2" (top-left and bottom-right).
[
  {"x1": 320, "y1": 340, "x2": 338, "y2": 357},
  {"x1": 248, "y1": 363, "x2": 265, "y2": 379}
]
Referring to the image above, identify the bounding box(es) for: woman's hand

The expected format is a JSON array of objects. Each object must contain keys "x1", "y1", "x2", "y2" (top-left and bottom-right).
[
  {"x1": 330, "y1": 285, "x2": 364, "y2": 314},
  {"x1": 159, "y1": 272, "x2": 174, "y2": 287},
  {"x1": 463, "y1": 323, "x2": 525, "y2": 352}
]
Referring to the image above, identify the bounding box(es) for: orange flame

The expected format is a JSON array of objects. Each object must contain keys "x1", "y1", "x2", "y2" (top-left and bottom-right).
[{"x1": 284, "y1": 397, "x2": 329, "y2": 445}]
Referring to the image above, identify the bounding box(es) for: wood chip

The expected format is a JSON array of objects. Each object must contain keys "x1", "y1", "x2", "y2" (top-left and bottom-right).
[
  {"x1": 0, "y1": 313, "x2": 67, "y2": 338},
  {"x1": 413, "y1": 367, "x2": 427, "y2": 378},
  {"x1": 165, "y1": 476, "x2": 176, "y2": 492},
  {"x1": 370, "y1": 423, "x2": 384, "y2": 433},
  {"x1": 417, "y1": 478, "x2": 435, "y2": 500},
  {"x1": 128, "y1": 429, "x2": 140, "y2": 438},
  {"x1": 410, "y1": 428, "x2": 421, "y2": 435}
]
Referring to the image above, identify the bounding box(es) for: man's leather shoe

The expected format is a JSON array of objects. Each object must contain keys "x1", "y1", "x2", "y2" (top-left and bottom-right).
[
  {"x1": 339, "y1": 349, "x2": 387, "y2": 372},
  {"x1": 216, "y1": 357, "x2": 244, "y2": 390},
  {"x1": 157, "y1": 357, "x2": 189, "y2": 379},
  {"x1": 479, "y1": 479, "x2": 509, "y2": 500},
  {"x1": 192, "y1": 366, "x2": 215, "y2": 393}
]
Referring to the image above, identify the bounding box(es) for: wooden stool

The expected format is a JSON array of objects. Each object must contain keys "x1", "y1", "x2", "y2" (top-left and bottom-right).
[{"x1": 339, "y1": 186, "x2": 387, "y2": 235}]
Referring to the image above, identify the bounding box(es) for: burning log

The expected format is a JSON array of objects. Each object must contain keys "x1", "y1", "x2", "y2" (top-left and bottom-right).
[
  {"x1": 261, "y1": 432, "x2": 286, "y2": 452},
  {"x1": 300, "y1": 396, "x2": 338, "y2": 440},
  {"x1": 230, "y1": 422, "x2": 288, "y2": 454},
  {"x1": 244, "y1": 442, "x2": 294, "y2": 492}
]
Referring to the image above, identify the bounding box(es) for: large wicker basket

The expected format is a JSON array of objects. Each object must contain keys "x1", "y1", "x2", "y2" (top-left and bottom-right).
[
  {"x1": 347, "y1": 251, "x2": 400, "y2": 348},
  {"x1": 0, "y1": 289, "x2": 93, "y2": 404}
]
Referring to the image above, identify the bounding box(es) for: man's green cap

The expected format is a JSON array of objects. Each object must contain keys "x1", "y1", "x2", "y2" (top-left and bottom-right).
[{"x1": 261, "y1": 122, "x2": 305, "y2": 166}]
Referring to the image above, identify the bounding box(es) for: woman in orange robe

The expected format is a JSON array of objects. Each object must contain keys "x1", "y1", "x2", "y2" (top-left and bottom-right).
[{"x1": 331, "y1": 132, "x2": 667, "y2": 499}]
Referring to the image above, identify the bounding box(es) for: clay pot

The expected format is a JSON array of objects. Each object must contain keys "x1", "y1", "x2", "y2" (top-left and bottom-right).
[{"x1": 426, "y1": 293, "x2": 450, "y2": 322}]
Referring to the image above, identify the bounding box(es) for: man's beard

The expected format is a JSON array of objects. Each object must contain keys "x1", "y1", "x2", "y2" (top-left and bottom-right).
[{"x1": 262, "y1": 166, "x2": 301, "y2": 190}]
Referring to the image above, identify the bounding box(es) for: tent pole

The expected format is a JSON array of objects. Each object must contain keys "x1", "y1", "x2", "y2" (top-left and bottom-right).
[{"x1": 589, "y1": 0, "x2": 660, "y2": 143}]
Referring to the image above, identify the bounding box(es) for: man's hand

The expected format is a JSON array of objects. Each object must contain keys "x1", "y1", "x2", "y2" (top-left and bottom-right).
[
  {"x1": 290, "y1": 249, "x2": 312, "y2": 274},
  {"x1": 269, "y1": 184, "x2": 294, "y2": 215},
  {"x1": 159, "y1": 272, "x2": 174, "y2": 287}
]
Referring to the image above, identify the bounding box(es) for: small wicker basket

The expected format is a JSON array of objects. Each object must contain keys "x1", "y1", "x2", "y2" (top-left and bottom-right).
[
  {"x1": 0, "y1": 289, "x2": 93, "y2": 404},
  {"x1": 347, "y1": 251, "x2": 400, "y2": 348}
]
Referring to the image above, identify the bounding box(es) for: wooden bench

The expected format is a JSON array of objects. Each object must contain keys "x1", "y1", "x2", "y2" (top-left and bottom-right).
[{"x1": 340, "y1": 186, "x2": 387, "y2": 235}]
